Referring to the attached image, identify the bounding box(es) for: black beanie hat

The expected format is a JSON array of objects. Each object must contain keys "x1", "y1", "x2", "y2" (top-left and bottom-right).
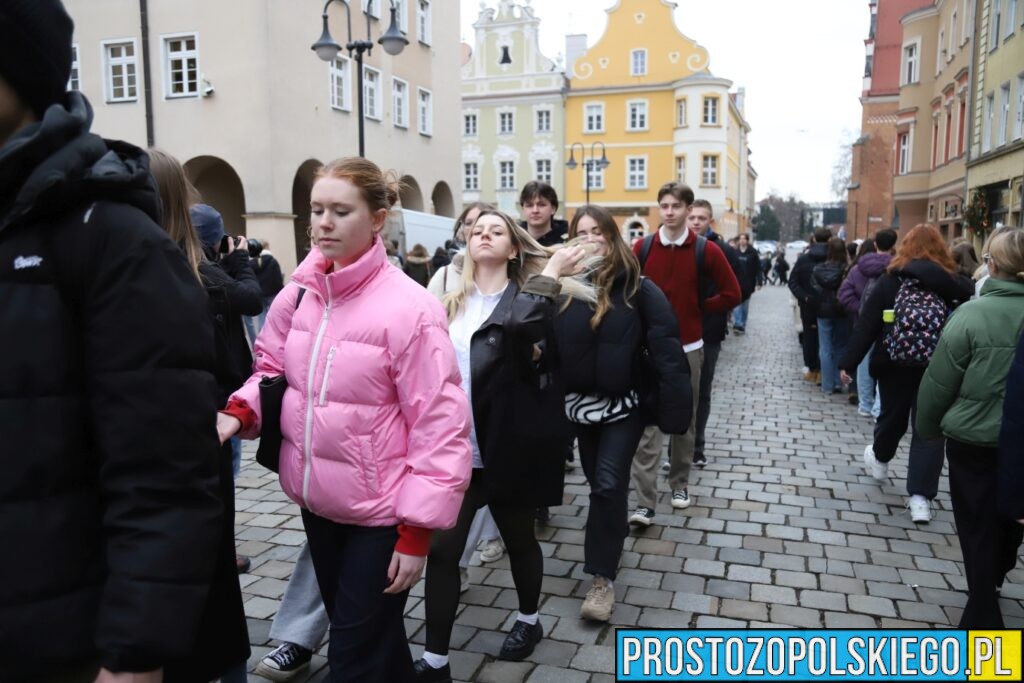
[{"x1": 0, "y1": 0, "x2": 74, "y2": 118}]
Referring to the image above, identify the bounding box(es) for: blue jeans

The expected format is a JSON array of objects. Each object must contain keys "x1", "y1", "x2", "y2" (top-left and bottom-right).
[
  {"x1": 856, "y1": 344, "x2": 876, "y2": 413},
  {"x1": 817, "y1": 317, "x2": 849, "y2": 393},
  {"x1": 230, "y1": 435, "x2": 242, "y2": 479},
  {"x1": 732, "y1": 299, "x2": 750, "y2": 329}
]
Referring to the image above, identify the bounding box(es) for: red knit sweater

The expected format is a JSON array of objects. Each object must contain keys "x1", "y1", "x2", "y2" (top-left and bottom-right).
[{"x1": 633, "y1": 229, "x2": 742, "y2": 346}]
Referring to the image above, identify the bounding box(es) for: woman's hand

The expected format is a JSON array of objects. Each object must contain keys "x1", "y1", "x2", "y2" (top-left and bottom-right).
[
  {"x1": 94, "y1": 668, "x2": 163, "y2": 683},
  {"x1": 839, "y1": 370, "x2": 853, "y2": 386},
  {"x1": 216, "y1": 413, "x2": 242, "y2": 444},
  {"x1": 541, "y1": 245, "x2": 587, "y2": 279},
  {"x1": 384, "y1": 551, "x2": 427, "y2": 594}
]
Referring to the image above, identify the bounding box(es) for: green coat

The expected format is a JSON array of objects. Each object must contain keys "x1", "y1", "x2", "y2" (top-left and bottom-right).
[{"x1": 916, "y1": 278, "x2": 1024, "y2": 447}]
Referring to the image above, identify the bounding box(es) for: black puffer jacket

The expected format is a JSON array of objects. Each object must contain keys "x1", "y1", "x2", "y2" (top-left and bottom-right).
[
  {"x1": 810, "y1": 261, "x2": 847, "y2": 319},
  {"x1": 840, "y1": 259, "x2": 974, "y2": 376},
  {"x1": 0, "y1": 93, "x2": 224, "y2": 678},
  {"x1": 554, "y1": 276, "x2": 691, "y2": 434},
  {"x1": 702, "y1": 231, "x2": 743, "y2": 344},
  {"x1": 788, "y1": 242, "x2": 828, "y2": 311}
]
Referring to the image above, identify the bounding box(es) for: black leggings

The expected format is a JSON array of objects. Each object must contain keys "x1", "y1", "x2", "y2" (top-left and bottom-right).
[{"x1": 424, "y1": 470, "x2": 543, "y2": 655}]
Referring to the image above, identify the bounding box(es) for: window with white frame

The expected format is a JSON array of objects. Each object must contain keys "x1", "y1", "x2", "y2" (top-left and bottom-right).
[
  {"x1": 1016, "y1": 75, "x2": 1024, "y2": 140},
  {"x1": 584, "y1": 103, "x2": 604, "y2": 133},
  {"x1": 536, "y1": 109, "x2": 552, "y2": 133},
  {"x1": 702, "y1": 96, "x2": 719, "y2": 125},
  {"x1": 990, "y1": 0, "x2": 1002, "y2": 50},
  {"x1": 1007, "y1": 0, "x2": 1017, "y2": 37},
  {"x1": 983, "y1": 92, "x2": 994, "y2": 152},
  {"x1": 675, "y1": 155, "x2": 686, "y2": 183},
  {"x1": 936, "y1": 30, "x2": 944, "y2": 73},
  {"x1": 417, "y1": 87, "x2": 432, "y2": 135},
  {"x1": 361, "y1": 0, "x2": 379, "y2": 18},
  {"x1": 68, "y1": 44, "x2": 80, "y2": 91},
  {"x1": 627, "y1": 100, "x2": 648, "y2": 131},
  {"x1": 164, "y1": 34, "x2": 199, "y2": 97},
  {"x1": 999, "y1": 83, "x2": 1010, "y2": 146},
  {"x1": 627, "y1": 157, "x2": 647, "y2": 189},
  {"x1": 701, "y1": 155, "x2": 719, "y2": 186},
  {"x1": 898, "y1": 132, "x2": 910, "y2": 173},
  {"x1": 535, "y1": 159, "x2": 552, "y2": 184},
  {"x1": 363, "y1": 66, "x2": 381, "y2": 119},
  {"x1": 464, "y1": 162, "x2": 479, "y2": 191},
  {"x1": 676, "y1": 98, "x2": 687, "y2": 127},
  {"x1": 499, "y1": 111, "x2": 514, "y2": 135},
  {"x1": 329, "y1": 56, "x2": 351, "y2": 111},
  {"x1": 962, "y1": 0, "x2": 973, "y2": 44},
  {"x1": 464, "y1": 113, "x2": 477, "y2": 136},
  {"x1": 630, "y1": 49, "x2": 647, "y2": 76},
  {"x1": 394, "y1": 0, "x2": 409, "y2": 33},
  {"x1": 586, "y1": 163, "x2": 604, "y2": 190},
  {"x1": 949, "y1": 10, "x2": 957, "y2": 58},
  {"x1": 104, "y1": 41, "x2": 138, "y2": 102},
  {"x1": 417, "y1": 0, "x2": 431, "y2": 45},
  {"x1": 902, "y1": 40, "x2": 919, "y2": 84},
  {"x1": 499, "y1": 161, "x2": 516, "y2": 190},
  {"x1": 392, "y1": 78, "x2": 408, "y2": 128}
]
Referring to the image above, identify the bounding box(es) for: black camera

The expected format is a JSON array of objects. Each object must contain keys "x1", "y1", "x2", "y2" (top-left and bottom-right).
[{"x1": 218, "y1": 234, "x2": 242, "y2": 254}]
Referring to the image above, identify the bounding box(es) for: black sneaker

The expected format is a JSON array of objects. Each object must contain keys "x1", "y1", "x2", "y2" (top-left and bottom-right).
[
  {"x1": 693, "y1": 452, "x2": 707, "y2": 468},
  {"x1": 255, "y1": 643, "x2": 313, "y2": 682},
  {"x1": 498, "y1": 620, "x2": 543, "y2": 661},
  {"x1": 535, "y1": 506, "x2": 550, "y2": 524},
  {"x1": 413, "y1": 659, "x2": 453, "y2": 683},
  {"x1": 629, "y1": 506, "x2": 655, "y2": 526}
]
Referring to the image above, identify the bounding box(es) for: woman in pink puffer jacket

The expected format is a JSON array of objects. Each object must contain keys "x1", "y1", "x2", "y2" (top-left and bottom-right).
[{"x1": 217, "y1": 157, "x2": 471, "y2": 683}]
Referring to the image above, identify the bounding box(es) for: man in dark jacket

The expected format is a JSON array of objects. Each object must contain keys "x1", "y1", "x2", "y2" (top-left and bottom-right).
[
  {"x1": 788, "y1": 228, "x2": 832, "y2": 381},
  {"x1": 689, "y1": 199, "x2": 742, "y2": 469},
  {"x1": 732, "y1": 232, "x2": 761, "y2": 334},
  {"x1": 0, "y1": 2, "x2": 223, "y2": 679},
  {"x1": 518, "y1": 180, "x2": 568, "y2": 247}
]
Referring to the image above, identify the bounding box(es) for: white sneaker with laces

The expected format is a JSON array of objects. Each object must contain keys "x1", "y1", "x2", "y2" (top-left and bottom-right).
[
  {"x1": 479, "y1": 538, "x2": 505, "y2": 563},
  {"x1": 907, "y1": 495, "x2": 931, "y2": 524},
  {"x1": 863, "y1": 444, "x2": 888, "y2": 482},
  {"x1": 670, "y1": 489, "x2": 692, "y2": 509}
]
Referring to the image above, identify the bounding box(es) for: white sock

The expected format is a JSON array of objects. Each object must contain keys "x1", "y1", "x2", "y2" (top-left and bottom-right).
[
  {"x1": 421, "y1": 651, "x2": 449, "y2": 669},
  {"x1": 516, "y1": 611, "x2": 539, "y2": 625}
]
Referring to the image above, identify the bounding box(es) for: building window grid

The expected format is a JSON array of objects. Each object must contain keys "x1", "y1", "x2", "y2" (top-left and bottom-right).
[
  {"x1": 630, "y1": 49, "x2": 647, "y2": 76},
  {"x1": 675, "y1": 155, "x2": 686, "y2": 183},
  {"x1": 936, "y1": 30, "x2": 945, "y2": 74},
  {"x1": 464, "y1": 162, "x2": 479, "y2": 191},
  {"x1": 702, "y1": 96, "x2": 719, "y2": 125},
  {"x1": 903, "y1": 41, "x2": 919, "y2": 84},
  {"x1": 329, "y1": 56, "x2": 352, "y2": 111},
  {"x1": 626, "y1": 156, "x2": 647, "y2": 189},
  {"x1": 499, "y1": 111, "x2": 514, "y2": 135},
  {"x1": 944, "y1": 108, "x2": 953, "y2": 163},
  {"x1": 898, "y1": 133, "x2": 911, "y2": 174},
  {"x1": 417, "y1": 0, "x2": 431, "y2": 45},
  {"x1": 395, "y1": 0, "x2": 409, "y2": 33},
  {"x1": 676, "y1": 98, "x2": 687, "y2": 127},
  {"x1": 950, "y1": 11, "x2": 958, "y2": 58},
  {"x1": 392, "y1": 78, "x2": 408, "y2": 128},
  {"x1": 999, "y1": 84, "x2": 1011, "y2": 146},
  {"x1": 983, "y1": 92, "x2": 994, "y2": 152},
  {"x1": 417, "y1": 87, "x2": 432, "y2": 135},
  {"x1": 536, "y1": 109, "x2": 551, "y2": 133},
  {"x1": 931, "y1": 118, "x2": 940, "y2": 169},
  {"x1": 586, "y1": 164, "x2": 604, "y2": 190},
  {"x1": 363, "y1": 66, "x2": 381, "y2": 120},
  {"x1": 990, "y1": 0, "x2": 1002, "y2": 50},
  {"x1": 464, "y1": 113, "x2": 477, "y2": 136},
  {"x1": 1016, "y1": 76, "x2": 1024, "y2": 140},
  {"x1": 1007, "y1": 0, "x2": 1017, "y2": 37},
  {"x1": 627, "y1": 100, "x2": 648, "y2": 131},
  {"x1": 962, "y1": 0, "x2": 972, "y2": 44},
  {"x1": 68, "y1": 44, "x2": 80, "y2": 91},
  {"x1": 164, "y1": 34, "x2": 199, "y2": 97},
  {"x1": 535, "y1": 159, "x2": 552, "y2": 184},
  {"x1": 958, "y1": 98, "x2": 967, "y2": 155},
  {"x1": 584, "y1": 103, "x2": 604, "y2": 133},
  {"x1": 104, "y1": 41, "x2": 138, "y2": 102},
  {"x1": 701, "y1": 155, "x2": 719, "y2": 186},
  {"x1": 499, "y1": 161, "x2": 516, "y2": 190}
]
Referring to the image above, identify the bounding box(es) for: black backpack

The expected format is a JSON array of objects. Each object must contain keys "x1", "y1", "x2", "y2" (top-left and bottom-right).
[{"x1": 638, "y1": 232, "x2": 708, "y2": 307}]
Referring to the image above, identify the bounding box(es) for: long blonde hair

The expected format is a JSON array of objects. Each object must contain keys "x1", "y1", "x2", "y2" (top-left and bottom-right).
[
  {"x1": 147, "y1": 148, "x2": 204, "y2": 282},
  {"x1": 567, "y1": 205, "x2": 642, "y2": 330},
  {"x1": 443, "y1": 209, "x2": 596, "y2": 322},
  {"x1": 987, "y1": 229, "x2": 1024, "y2": 282}
]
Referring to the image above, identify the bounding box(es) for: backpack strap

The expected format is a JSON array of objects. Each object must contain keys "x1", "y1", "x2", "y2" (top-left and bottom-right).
[
  {"x1": 638, "y1": 234, "x2": 656, "y2": 270},
  {"x1": 295, "y1": 286, "x2": 306, "y2": 308},
  {"x1": 694, "y1": 234, "x2": 708, "y2": 310}
]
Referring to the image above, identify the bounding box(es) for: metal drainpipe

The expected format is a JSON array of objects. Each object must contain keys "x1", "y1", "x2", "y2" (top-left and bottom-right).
[{"x1": 140, "y1": 0, "x2": 155, "y2": 147}]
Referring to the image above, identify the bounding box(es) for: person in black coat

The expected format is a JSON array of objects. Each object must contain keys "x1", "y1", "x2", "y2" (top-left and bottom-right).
[
  {"x1": 774, "y1": 253, "x2": 790, "y2": 285},
  {"x1": 0, "y1": 8, "x2": 225, "y2": 680},
  {"x1": 731, "y1": 233, "x2": 761, "y2": 333},
  {"x1": 810, "y1": 238, "x2": 850, "y2": 394},
  {"x1": 998, "y1": 332, "x2": 1024, "y2": 524},
  {"x1": 789, "y1": 229, "x2": 832, "y2": 379},
  {"x1": 554, "y1": 205, "x2": 690, "y2": 623},
  {"x1": 252, "y1": 238, "x2": 285, "y2": 332},
  {"x1": 149, "y1": 153, "x2": 253, "y2": 683},
  {"x1": 417, "y1": 211, "x2": 590, "y2": 678}
]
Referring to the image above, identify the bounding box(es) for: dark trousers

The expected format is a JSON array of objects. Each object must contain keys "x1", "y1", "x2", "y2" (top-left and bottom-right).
[
  {"x1": 575, "y1": 411, "x2": 647, "y2": 579},
  {"x1": 799, "y1": 304, "x2": 819, "y2": 371},
  {"x1": 425, "y1": 470, "x2": 542, "y2": 655},
  {"x1": 301, "y1": 510, "x2": 415, "y2": 683},
  {"x1": 946, "y1": 440, "x2": 1024, "y2": 629},
  {"x1": 874, "y1": 366, "x2": 945, "y2": 499},
  {"x1": 694, "y1": 341, "x2": 722, "y2": 457}
]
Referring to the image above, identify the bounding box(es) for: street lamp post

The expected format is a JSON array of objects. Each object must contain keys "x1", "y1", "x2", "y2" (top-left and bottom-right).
[
  {"x1": 312, "y1": 0, "x2": 408, "y2": 157},
  {"x1": 566, "y1": 141, "x2": 610, "y2": 206}
]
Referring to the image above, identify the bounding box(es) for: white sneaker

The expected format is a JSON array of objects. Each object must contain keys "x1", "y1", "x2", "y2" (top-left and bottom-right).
[
  {"x1": 907, "y1": 495, "x2": 931, "y2": 524},
  {"x1": 671, "y1": 489, "x2": 692, "y2": 509},
  {"x1": 479, "y1": 538, "x2": 505, "y2": 563},
  {"x1": 857, "y1": 408, "x2": 873, "y2": 418},
  {"x1": 863, "y1": 445, "x2": 888, "y2": 482}
]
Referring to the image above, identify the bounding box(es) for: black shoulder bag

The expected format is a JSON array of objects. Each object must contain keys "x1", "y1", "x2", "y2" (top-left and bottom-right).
[{"x1": 255, "y1": 286, "x2": 306, "y2": 472}]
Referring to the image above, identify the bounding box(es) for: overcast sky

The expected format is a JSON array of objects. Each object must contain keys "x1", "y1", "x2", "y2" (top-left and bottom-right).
[{"x1": 459, "y1": 0, "x2": 867, "y2": 204}]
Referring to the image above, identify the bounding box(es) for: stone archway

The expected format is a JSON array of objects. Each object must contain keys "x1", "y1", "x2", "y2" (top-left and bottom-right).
[
  {"x1": 184, "y1": 156, "x2": 246, "y2": 236},
  {"x1": 292, "y1": 159, "x2": 323, "y2": 263},
  {"x1": 399, "y1": 175, "x2": 424, "y2": 212},
  {"x1": 430, "y1": 181, "x2": 455, "y2": 218}
]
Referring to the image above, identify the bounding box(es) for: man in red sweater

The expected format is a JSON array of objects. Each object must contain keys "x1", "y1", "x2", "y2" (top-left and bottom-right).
[{"x1": 628, "y1": 182, "x2": 741, "y2": 525}]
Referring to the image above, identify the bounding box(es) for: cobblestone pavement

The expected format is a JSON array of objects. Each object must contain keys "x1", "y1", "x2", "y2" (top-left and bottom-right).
[{"x1": 234, "y1": 284, "x2": 1024, "y2": 682}]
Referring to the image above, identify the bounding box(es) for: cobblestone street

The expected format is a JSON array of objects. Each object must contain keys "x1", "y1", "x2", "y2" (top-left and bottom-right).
[{"x1": 234, "y1": 284, "x2": 1024, "y2": 682}]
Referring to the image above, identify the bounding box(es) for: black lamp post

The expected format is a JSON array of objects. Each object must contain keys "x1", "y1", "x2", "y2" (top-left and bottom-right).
[
  {"x1": 312, "y1": 0, "x2": 409, "y2": 157},
  {"x1": 566, "y1": 141, "x2": 610, "y2": 206}
]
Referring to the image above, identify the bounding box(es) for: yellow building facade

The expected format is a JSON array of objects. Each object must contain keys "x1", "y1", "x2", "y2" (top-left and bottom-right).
[{"x1": 565, "y1": 0, "x2": 754, "y2": 237}]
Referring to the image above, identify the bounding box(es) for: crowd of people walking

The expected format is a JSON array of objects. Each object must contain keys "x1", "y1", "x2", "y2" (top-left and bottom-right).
[{"x1": 4, "y1": 4, "x2": 1023, "y2": 682}]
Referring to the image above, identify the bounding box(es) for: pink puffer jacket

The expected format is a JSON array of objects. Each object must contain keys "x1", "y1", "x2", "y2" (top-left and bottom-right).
[{"x1": 231, "y1": 238, "x2": 471, "y2": 530}]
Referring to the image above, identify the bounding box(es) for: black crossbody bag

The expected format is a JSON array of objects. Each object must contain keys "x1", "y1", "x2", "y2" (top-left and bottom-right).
[{"x1": 255, "y1": 287, "x2": 306, "y2": 472}]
